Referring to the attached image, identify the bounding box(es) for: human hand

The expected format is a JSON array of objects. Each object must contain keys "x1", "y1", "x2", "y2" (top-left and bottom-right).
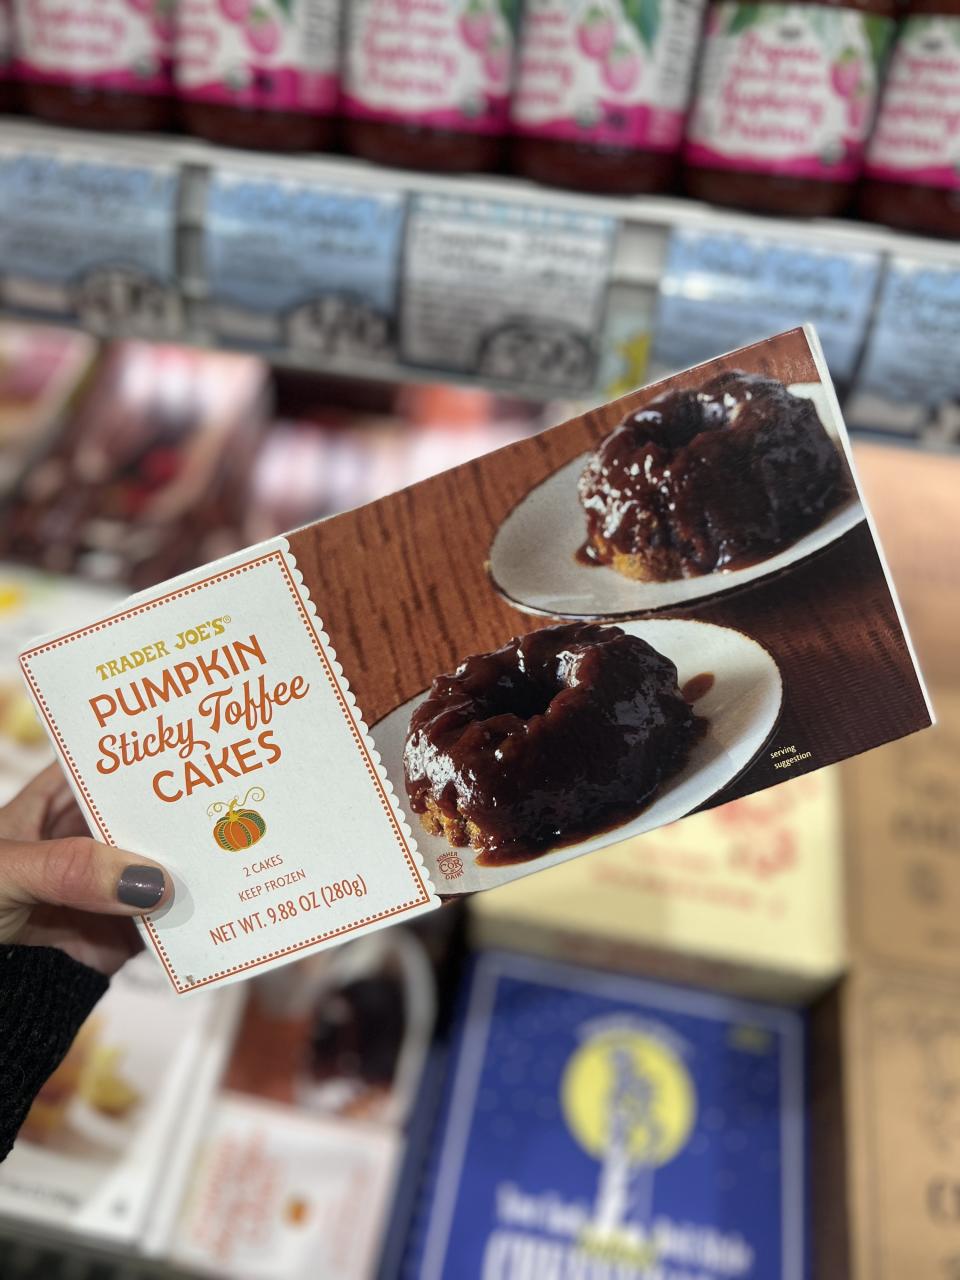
[{"x1": 0, "y1": 764, "x2": 171, "y2": 976}]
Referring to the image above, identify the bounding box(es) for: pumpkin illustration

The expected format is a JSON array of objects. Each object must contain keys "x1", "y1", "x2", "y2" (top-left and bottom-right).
[{"x1": 208, "y1": 789, "x2": 266, "y2": 851}]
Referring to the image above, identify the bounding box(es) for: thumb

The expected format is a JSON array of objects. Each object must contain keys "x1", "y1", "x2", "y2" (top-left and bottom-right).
[{"x1": 0, "y1": 835, "x2": 171, "y2": 918}]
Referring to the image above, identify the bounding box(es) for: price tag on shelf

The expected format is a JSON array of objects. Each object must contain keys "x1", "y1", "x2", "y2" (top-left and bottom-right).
[
  {"x1": 847, "y1": 255, "x2": 960, "y2": 444},
  {"x1": 400, "y1": 194, "x2": 616, "y2": 393},
  {"x1": 651, "y1": 227, "x2": 881, "y2": 387},
  {"x1": 203, "y1": 170, "x2": 407, "y2": 360},
  {"x1": 0, "y1": 146, "x2": 182, "y2": 337}
]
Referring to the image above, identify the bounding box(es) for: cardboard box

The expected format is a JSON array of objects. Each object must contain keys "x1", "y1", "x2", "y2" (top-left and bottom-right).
[
  {"x1": 812, "y1": 966, "x2": 960, "y2": 1280},
  {"x1": 470, "y1": 769, "x2": 846, "y2": 1002},
  {"x1": 169, "y1": 1095, "x2": 400, "y2": 1280},
  {"x1": 400, "y1": 951, "x2": 807, "y2": 1280},
  {"x1": 843, "y1": 686, "x2": 960, "y2": 980},
  {"x1": 0, "y1": 952, "x2": 241, "y2": 1250},
  {"x1": 17, "y1": 328, "x2": 932, "y2": 994},
  {"x1": 854, "y1": 442, "x2": 960, "y2": 687}
]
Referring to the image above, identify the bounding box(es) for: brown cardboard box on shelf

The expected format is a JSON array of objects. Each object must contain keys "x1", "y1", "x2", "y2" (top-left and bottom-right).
[
  {"x1": 854, "y1": 442, "x2": 960, "y2": 687},
  {"x1": 470, "y1": 768, "x2": 846, "y2": 1003},
  {"x1": 811, "y1": 965, "x2": 960, "y2": 1280},
  {"x1": 842, "y1": 685, "x2": 960, "y2": 979}
]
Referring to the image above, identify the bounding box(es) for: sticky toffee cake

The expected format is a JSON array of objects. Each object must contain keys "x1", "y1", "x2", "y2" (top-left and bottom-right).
[
  {"x1": 402, "y1": 622, "x2": 705, "y2": 864},
  {"x1": 578, "y1": 371, "x2": 848, "y2": 582}
]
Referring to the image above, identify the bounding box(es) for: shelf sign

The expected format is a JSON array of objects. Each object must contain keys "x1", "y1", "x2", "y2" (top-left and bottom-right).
[
  {"x1": 204, "y1": 170, "x2": 407, "y2": 361},
  {"x1": 0, "y1": 145, "x2": 181, "y2": 338},
  {"x1": 400, "y1": 193, "x2": 616, "y2": 393},
  {"x1": 651, "y1": 227, "x2": 881, "y2": 387}
]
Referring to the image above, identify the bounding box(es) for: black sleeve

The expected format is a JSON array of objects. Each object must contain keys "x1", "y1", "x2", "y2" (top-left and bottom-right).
[{"x1": 0, "y1": 944, "x2": 108, "y2": 1163}]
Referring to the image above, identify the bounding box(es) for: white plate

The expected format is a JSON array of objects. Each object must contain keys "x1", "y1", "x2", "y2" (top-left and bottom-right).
[
  {"x1": 488, "y1": 383, "x2": 866, "y2": 619},
  {"x1": 371, "y1": 618, "x2": 783, "y2": 895}
]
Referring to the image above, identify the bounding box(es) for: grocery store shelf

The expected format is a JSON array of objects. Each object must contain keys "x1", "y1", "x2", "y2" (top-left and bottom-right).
[
  {"x1": 1, "y1": 115, "x2": 959, "y2": 437},
  {"x1": 5, "y1": 114, "x2": 960, "y2": 268}
]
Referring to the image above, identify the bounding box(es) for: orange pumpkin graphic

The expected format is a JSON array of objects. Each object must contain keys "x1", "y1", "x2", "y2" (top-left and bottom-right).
[{"x1": 208, "y1": 789, "x2": 266, "y2": 851}]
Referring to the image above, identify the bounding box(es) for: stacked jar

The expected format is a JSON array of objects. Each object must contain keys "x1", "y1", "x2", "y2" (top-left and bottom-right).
[
  {"x1": 509, "y1": 0, "x2": 709, "y2": 193},
  {"x1": 683, "y1": 0, "x2": 897, "y2": 215},
  {"x1": 12, "y1": 0, "x2": 176, "y2": 128},
  {"x1": 175, "y1": 0, "x2": 342, "y2": 149},
  {"x1": 341, "y1": 0, "x2": 518, "y2": 172},
  {"x1": 860, "y1": 0, "x2": 960, "y2": 235}
]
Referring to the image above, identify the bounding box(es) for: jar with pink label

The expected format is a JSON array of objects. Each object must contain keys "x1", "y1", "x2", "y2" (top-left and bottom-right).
[
  {"x1": 683, "y1": 0, "x2": 896, "y2": 216},
  {"x1": 511, "y1": 0, "x2": 708, "y2": 194},
  {"x1": 342, "y1": 0, "x2": 519, "y2": 172},
  {"x1": 12, "y1": 0, "x2": 175, "y2": 129},
  {"x1": 176, "y1": 0, "x2": 341, "y2": 150},
  {"x1": 860, "y1": 0, "x2": 960, "y2": 236}
]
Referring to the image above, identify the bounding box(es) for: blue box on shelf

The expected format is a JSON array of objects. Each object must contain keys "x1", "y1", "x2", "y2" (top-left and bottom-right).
[{"x1": 400, "y1": 951, "x2": 806, "y2": 1280}]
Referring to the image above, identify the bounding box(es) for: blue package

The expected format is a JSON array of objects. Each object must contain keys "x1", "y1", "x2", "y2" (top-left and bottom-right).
[
  {"x1": 846, "y1": 255, "x2": 960, "y2": 443},
  {"x1": 0, "y1": 147, "x2": 181, "y2": 336},
  {"x1": 404, "y1": 952, "x2": 805, "y2": 1280},
  {"x1": 204, "y1": 170, "x2": 406, "y2": 358},
  {"x1": 652, "y1": 227, "x2": 880, "y2": 388}
]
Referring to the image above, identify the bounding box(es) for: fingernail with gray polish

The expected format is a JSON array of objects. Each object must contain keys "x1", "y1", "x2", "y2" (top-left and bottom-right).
[{"x1": 118, "y1": 865, "x2": 166, "y2": 909}]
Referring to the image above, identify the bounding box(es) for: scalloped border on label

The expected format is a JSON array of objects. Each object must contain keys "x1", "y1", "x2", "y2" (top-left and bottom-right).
[{"x1": 19, "y1": 537, "x2": 439, "y2": 995}]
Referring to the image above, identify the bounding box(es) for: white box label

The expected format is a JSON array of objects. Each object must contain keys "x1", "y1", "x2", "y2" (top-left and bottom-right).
[{"x1": 19, "y1": 539, "x2": 436, "y2": 994}]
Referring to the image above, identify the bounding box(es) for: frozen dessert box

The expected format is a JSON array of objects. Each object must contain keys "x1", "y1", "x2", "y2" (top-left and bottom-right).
[
  {"x1": 18, "y1": 326, "x2": 932, "y2": 994},
  {"x1": 398, "y1": 951, "x2": 807, "y2": 1279}
]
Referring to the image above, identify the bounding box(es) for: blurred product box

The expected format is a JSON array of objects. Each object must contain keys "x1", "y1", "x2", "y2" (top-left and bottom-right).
[
  {"x1": 0, "y1": 952, "x2": 241, "y2": 1251},
  {"x1": 200, "y1": 168, "x2": 406, "y2": 362},
  {"x1": 0, "y1": 143, "x2": 183, "y2": 339},
  {"x1": 399, "y1": 951, "x2": 807, "y2": 1280},
  {"x1": 854, "y1": 441, "x2": 960, "y2": 687},
  {"x1": 0, "y1": 323, "x2": 97, "y2": 493},
  {"x1": 650, "y1": 226, "x2": 882, "y2": 392},
  {"x1": 220, "y1": 923, "x2": 444, "y2": 1128},
  {"x1": 471, "y1": 770, "x2": 845, "y2": 1003},
  {"x1": 811, "y1": 967, "x2": 960, "y2": 1280},
  {"x1": 170, "y1": 1094, "x2": 400, "y2": 1280},
  {"x1": 0, "y1": 341, "x2": 270, "y2": 588},
  {"x1": 842, "y1": 687, "x2": 960, "y2": 980},
  {"x1": 400, "y1": 194, "x2": 615, "y2": 394},
  {"x1": 0, "y1": 563, "x2": 117, "y2": 803},
  {"x1": 846, "y1": 255, "x2": 960, "y2": 444}
]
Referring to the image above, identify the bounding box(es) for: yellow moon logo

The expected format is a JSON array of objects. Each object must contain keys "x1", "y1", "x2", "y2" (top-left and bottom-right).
[{"x1": 561, "y1": 1030, "x2": 695, "y2": 1169}]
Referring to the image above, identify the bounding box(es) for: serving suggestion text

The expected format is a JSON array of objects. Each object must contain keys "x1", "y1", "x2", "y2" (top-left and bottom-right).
[{"x1": 88, "y1": 628, "x2": 310, "y2": 803}]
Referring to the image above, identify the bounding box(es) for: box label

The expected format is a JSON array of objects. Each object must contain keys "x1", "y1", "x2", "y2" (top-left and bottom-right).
[
  {"x1": 19, "y1": 540, "x2": 436, "y2": 994},
  {"x1": 400, "y1": 193, "x2": 614, "y2": 392},
  {"x1": 0, "y1": 147, "x2": 181, "y2": 336},
  {"x1": 847, "y1": 255, "x2": 960, "y2": 440},
  {"x1": 205, "y1": 171, "x2": 405, "y2": 357},
  {"x1": 652, "y1": 227, "x2": 880, "y2": 384}
]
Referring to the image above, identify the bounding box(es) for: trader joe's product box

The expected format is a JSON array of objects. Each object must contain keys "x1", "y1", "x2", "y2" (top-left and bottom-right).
[
  {"x1": 400, "y1": 952, "x2": 807, "y2": 1280},
  {"x1": 18, "y1": 327, "x2": 932, "y2": 994},
  {"x1": 812, "y1": 966, "x2": 960, "y2": 1280},
  {"x1": 471, "y1": 769, "x2": 845, "y2": 1002},
  {"x1": 170, "y1": 1095, "x2": 399, "y2": 1280}
]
